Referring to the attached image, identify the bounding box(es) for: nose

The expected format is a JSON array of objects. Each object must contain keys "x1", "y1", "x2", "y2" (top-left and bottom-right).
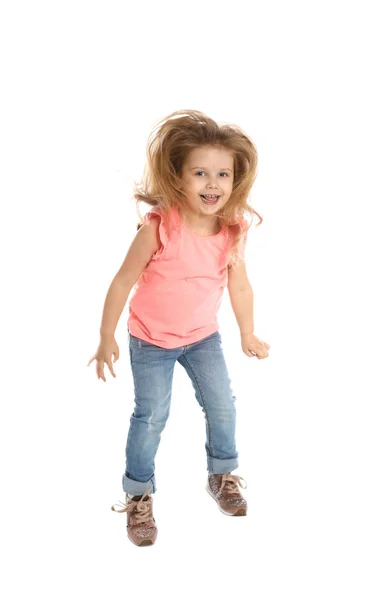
[{"x1": 206, "y1": 177, "x2": 218, "y2": 189}]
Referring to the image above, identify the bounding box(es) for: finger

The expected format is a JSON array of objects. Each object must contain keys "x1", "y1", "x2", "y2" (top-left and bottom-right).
[
  {"x1": 113, "y1": 350, "x2": 119, "y2": 362},
  {"x1": 87, "y1": 355, "x2": 95, "y2": 367},
  {"x1": 96, "y1": 360, "x2": 106, "y2": 382},
  {"x1": 107, "y1": 360, "x2": 116, "y2": 378}
]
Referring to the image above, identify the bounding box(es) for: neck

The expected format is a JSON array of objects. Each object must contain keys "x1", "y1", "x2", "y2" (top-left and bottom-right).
[{"x1": 177, "y1": 206, "x2": 220, "y2": 231}]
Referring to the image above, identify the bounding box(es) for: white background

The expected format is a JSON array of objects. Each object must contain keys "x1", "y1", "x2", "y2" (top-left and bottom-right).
[{"x1": 1, "y1": 1, "x2": 388, "y2": 598}]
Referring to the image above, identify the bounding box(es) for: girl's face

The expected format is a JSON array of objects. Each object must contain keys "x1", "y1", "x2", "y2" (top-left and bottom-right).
[{"x1": 180, "y1": 146, "x2": 234, "y2": 216}]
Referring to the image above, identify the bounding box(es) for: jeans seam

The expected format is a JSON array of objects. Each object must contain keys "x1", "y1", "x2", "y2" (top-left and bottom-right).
[{"x1": 180, "y1": 355, "x2": 214, "y2": 456}]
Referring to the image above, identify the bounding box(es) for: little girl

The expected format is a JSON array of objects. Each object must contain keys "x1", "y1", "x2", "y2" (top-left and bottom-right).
[{"x1": 87, "y1": 109, "x2": 271, "y2": 546}]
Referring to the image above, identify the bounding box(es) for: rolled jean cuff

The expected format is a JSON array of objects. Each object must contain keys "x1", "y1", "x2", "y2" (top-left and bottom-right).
[
  {"x1": 207, "y1": 456, "x2": 239, "y2": 474},
  {"x1": 122, "y1": 472, "x2": 157, "y2": 496}
]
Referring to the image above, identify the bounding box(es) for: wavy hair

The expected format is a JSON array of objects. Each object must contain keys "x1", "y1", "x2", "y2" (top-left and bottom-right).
[{"x1": 133, "y1": 109, "x2": 263, "y2": 267}]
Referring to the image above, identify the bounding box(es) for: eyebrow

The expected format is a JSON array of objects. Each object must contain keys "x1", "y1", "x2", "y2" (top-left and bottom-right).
[{"x1": 190, "y1": 167, "x2": 233, "y2": 172}]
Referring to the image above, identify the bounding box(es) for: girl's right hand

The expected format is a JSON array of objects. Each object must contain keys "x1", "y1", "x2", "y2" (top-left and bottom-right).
[{"x1": 87, "y1": 335, "x2": 119, "y2": 382}]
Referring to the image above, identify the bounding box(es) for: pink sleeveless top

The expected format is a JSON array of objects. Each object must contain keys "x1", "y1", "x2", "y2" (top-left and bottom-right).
[{"x1": 127, "y1": 206, "x2": 248, "y2": 349}]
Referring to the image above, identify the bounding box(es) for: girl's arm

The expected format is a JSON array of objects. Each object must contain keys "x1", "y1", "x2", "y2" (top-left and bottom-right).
[
  {"x1": 99, "y1": 219, "x2": 160, "y2": 336},
  {"x1": 227, "y1": 258, "x2": 254, "y2": 335}
]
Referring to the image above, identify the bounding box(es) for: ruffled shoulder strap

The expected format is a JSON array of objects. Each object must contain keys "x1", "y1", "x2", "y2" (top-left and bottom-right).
[
  {"x1": 236, "y1": 217, "x2": 249, "y2": 257},
  {"x1": 142, "y1": 207, "x2": 179, "y2": 261},
  {"x1": 225, "y1": 216, "x2": 250, "y2": 269}
]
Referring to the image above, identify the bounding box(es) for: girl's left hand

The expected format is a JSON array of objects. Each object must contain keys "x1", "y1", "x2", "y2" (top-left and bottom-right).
[{"x1": 241, "y1": 333, "x2": 270, "y2": 359}]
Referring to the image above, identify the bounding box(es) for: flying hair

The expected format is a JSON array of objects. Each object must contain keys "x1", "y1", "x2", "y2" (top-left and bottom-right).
[{"x1": 132, "y1": 109, "x2": 263, "y2": 267}]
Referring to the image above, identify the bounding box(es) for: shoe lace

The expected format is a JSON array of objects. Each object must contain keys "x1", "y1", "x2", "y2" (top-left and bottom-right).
[
  {"x1": 220, "y1": 473, "x2": 248, "y2": 494},
  {"x1": 111, "y1": 488, "x2": 152, "y2": 524}
]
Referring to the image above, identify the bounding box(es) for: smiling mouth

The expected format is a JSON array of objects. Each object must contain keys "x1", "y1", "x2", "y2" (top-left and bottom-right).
[{"x1": 200, "y1": 194, "x2": 220, "y2": 204}]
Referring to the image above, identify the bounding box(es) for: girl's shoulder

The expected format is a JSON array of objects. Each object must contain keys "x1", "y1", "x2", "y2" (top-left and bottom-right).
[
  {"x1": 141, "y1": 206, "x2": 180, "y2": 260},
  {"x1": 143, "y1": 205, "x2": 179, "y2": 232},
  {"x1": 227, "y1": 214, "x2": 250, "y2": 237}
]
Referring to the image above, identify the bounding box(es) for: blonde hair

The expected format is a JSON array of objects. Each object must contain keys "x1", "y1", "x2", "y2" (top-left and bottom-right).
[{"x1": 133, "y1": 109, "x2": 263, "y2": 267}]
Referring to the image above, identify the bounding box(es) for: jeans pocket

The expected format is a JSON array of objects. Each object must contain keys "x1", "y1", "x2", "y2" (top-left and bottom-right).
[
  {"x1": 130, "y1": 334, "x2": 154, "y2": 349},
  {"x1": 208, "y1": 330, "x2": 222, "y2": 344}
]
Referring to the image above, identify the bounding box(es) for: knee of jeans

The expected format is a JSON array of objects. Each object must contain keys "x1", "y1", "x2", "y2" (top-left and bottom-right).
[
  {"x1": 146, "y1": 412, "x2": 169, "y2": 433},
  {"x1": 136, "y1": 405, "x2": 170, "y2": 424}
]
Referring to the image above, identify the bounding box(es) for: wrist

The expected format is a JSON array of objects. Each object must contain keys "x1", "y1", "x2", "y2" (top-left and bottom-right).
[{"x1": 100, "y1": 330, "x2": 115, "y2": 338}]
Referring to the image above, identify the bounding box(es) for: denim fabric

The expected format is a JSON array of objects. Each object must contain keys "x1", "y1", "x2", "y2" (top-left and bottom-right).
[{"x1": 122, "y1": 329, "x2": 239, "y2": 495}]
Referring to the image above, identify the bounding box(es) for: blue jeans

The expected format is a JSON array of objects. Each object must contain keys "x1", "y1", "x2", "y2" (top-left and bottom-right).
[{"x1": 122, "y1": 330, "x2": 239, "y2": 495}]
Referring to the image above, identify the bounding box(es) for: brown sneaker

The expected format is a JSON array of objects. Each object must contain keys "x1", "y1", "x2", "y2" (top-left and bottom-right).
[
  {"x1": 111, "y1": 489, "x2": 158, "y2": 546},
  {"x1": 206, "y1": 472, "x2": 248, "y2": 516}
]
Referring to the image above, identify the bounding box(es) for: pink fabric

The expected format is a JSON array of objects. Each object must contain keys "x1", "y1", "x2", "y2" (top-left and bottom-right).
[{"x1": 127, "y1": 206, "x2": 248, "y2": 349}]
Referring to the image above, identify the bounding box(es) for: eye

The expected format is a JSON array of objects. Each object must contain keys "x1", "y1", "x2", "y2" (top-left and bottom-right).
[{"x1": 195, "y1": 171, "x2": 229, "y2": 177}]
